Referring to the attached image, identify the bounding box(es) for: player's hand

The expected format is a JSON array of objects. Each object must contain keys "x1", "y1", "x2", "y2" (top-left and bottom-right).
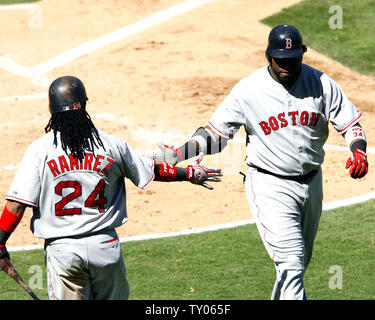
[
  {"x1": 187, "y1": 153, "x2": 222, "y2": 190},
  {"x1": 0, "y1": 246, "x2": 10, "y2": 260},
  {"x1": 144, "y1": 140, "x2": 182, "y2": 165},
  {"x1": 345, "y1": 148, "x2": 368, "y2": 179}
]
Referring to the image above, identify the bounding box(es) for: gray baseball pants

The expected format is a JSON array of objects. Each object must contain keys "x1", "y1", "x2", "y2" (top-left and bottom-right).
[
  {"x1": 245, "y1": 166, "x2": 323, "y2": 300},
  {"x1": 44, "y1": 229, "x2": 129, "y2": 300}
]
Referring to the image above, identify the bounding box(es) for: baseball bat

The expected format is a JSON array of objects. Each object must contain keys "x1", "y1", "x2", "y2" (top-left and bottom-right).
[{"x1": 0, "y1": 257, "x2": 40, "y2": 300}]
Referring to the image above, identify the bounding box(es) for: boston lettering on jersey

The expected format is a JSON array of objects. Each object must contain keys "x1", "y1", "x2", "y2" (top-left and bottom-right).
[
  {"x1": 259, "y1": 111, "x2": 320, "y2": 135},
  {"x1": 47, "y1": 152, "x2": 114, "y2": 177}
]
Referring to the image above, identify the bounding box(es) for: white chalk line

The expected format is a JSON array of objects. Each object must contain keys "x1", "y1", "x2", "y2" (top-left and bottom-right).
[
  {"x1": 0, "y1": 0, "x2": 215, "y2": 90},
  {"x1": 29, "y1": 0, "x2": 215, "y2": 75},
  {"x1": 8, "y1": 192, "x2": 375, "y2": 252},
  {"x1": 325, "y1": 144, "x2": 375, "y2": 153},
  {"x1": 322, "y1": 192, "x2": 375, "y2": 211},
  {"x1": 0, "y1": 57, "x2": 51, "y2": 88},
  {"x1": 0, "y1": 3, "x2": 39, "y2": 10},
  {"x1": 0, "y1": 164, "x2": 19, "y2": 172}
]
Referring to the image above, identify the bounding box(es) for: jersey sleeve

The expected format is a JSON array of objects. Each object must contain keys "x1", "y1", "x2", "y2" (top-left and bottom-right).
[
  {"x1": 118, "y1": 140, "x2": 155, "y2": 189},
  {"x1": 207, "y1": 80, "x2": 246, "y2": 139},
  {"x1": 322, "y1": 74, "x2": 363, "y2": 134},
  {"x1": 6, "y1": 142, "x2": 41, "y2": 207}
]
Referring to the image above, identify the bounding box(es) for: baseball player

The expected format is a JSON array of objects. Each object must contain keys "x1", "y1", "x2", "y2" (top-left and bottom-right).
[
  {"x1": 0, "y1": 76, "x2": 222, "y2": 300},
  {"x1": 148, "y1": 25, "x2": 369, "y2": 299}
]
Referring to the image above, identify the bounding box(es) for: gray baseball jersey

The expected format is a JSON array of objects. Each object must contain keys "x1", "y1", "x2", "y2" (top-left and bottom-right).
[
  {"x1": 208, "y1": 64, "x2": 362, "y2": 175},
  {"x1": 6, "y1": 130, "x2": 155, "y2": 239}
]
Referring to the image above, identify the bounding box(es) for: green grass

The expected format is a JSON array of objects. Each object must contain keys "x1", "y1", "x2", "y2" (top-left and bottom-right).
[
  {"x1": 124, "y1": 226, "x2": 274, "y2": 300},
  {"x1": 261, "y1": 0, "x2": 375, "y2": 77},
  {"x1": 305, "y1": 200, "x2": 375, "y2": 299},
  {"x1": 0, "y1": 249, "x2": 47, "y2": 300},
  {"x1": 1, "y1": 199, "x2": 374, "y2": 300}
]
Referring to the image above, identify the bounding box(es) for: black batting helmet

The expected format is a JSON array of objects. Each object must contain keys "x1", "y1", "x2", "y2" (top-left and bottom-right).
[
  {"x1": 48, "y1": 76, "x2": 88, "y2": 114},
  {"x1": 266, "y1": 24, "x2": 307, "y2": 62}
]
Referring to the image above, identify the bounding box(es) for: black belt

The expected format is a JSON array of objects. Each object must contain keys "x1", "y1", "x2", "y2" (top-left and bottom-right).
[{"x1": 254, "y1": 166, "x2": 318, "y2": 183}]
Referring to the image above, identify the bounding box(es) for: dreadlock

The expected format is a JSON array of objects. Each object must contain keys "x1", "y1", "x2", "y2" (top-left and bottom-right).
[{"x1": 45, "y1": 108, "x2": 105, "y2": 160}]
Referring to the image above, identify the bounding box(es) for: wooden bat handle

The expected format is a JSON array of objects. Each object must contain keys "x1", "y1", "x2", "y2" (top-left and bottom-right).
[{"x1": 0, "y1": 257, "x2": 40, "y2": 300}]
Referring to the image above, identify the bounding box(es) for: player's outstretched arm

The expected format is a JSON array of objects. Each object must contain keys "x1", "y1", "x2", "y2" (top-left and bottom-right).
[{"x1": 153, "y1": 153, "x2": 222, "y2": 190}]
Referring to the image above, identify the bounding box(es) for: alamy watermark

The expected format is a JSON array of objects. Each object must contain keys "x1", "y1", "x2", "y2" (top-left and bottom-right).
[
  {"x1": 328, "y1": 5, "x2": 343, "y2": 30},
  {"x1": 328, "y1": 265, "x2": 343, "y2": 290},
  {"x1": 0, "y1": 4, "x2": 43, "y2": 29},
  {"x1": 28, "y1": 5, "x2": 43, "y2": 30},
  {"x1": 134, "y1": 119, "x2": 245, "y2": 176},
  {"x1": 28, "y1": 264, "x2": 43, "y2": 290}
]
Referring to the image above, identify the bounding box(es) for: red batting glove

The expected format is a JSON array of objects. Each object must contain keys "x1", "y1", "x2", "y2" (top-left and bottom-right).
[
  {"x1": 186, "y1": 153, "x2": 222, "y2": 189},
  {"x1": 345, "y1": 149, "x2": 368, "y2": 179}
]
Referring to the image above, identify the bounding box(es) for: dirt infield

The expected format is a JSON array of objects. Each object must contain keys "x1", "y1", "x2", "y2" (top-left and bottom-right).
[{"x1": 0, "y1": 0, "x2": 374, "y2": 248}]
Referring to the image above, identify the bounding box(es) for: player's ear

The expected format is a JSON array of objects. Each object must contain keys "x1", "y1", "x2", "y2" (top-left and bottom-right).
[{"x1": 265, "y1": 49, "x2": 272, "y2": 64}]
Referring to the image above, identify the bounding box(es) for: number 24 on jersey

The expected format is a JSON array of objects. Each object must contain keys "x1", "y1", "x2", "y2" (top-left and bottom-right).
[{"x1": 55, "y1": 179, "x2": 107, "y2": 216}]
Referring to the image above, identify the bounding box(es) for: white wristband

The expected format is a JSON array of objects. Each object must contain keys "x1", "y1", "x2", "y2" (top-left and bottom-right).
[{"x1": 345, "y1": 125, "x2": 366, "y2": 148}]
